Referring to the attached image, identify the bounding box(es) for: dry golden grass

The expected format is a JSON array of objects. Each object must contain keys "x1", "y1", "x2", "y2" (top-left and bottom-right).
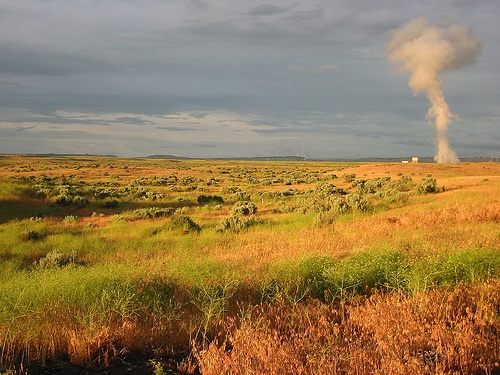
[
  {"x1": 197, "y1": 280, "x2": 500, "y2": 375},
  {"x1": 155, "y1": 197, "x2": 499, "y2": 277}
]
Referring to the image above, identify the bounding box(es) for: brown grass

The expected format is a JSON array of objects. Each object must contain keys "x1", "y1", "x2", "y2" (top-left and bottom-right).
[{"x1": 197, "y1": 281, "x2": 500, "y2": 375}]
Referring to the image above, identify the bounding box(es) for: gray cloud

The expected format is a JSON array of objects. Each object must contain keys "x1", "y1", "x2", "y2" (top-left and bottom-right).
[
  {"x1": 0, "y1": 43, "x2": 114, "y2": 76},
  {"x1": 247, "y1": 4, "x2": 293, "y2": 16},
  {"x1": 116, "y1": 117, "x2": 155, "y2": 126},
  {"x1": 194, "y1": 143, "x2": 218, "y2": 148},
  {"x1": 287, "y1": 64, "x2": 339, "y2": 74},
  {"x1": 157, "y1": 126, "x2": 200, "y2": 132},
  {"x1": 0, "y1": 0, "x2": 496, "y2": 159},
  {"x1": 189, "y1": 113, "x2": 211, "y2": 119}
]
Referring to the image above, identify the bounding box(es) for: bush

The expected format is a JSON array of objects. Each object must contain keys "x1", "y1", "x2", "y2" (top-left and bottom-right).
[
  {"x1": 345, "y1": 193, "x2": 370, "y2": 212},
  {"x1": 222, "y1": 186, "x2": 241, "y2": 194},
  {"x1": 63, "y1": 215, "x2": 78, "y2": 224},
  {"x1": 296, "y1": 182, "x2": 349, "y2": 213},
  {"x1": 231, "y1": 192, "x2": 251, "y2": 202},
  {"x1": 342, "y1": 173, "x2": 356, "y2": 182},
  {"x1": 197, "y1": 195, "x2": 224, "y2": 205},
  {"x1": 415, "y1": 178, "x2": 440, "y2": 194},
  {"x1": 167, "y1": 215, "x2": 201, "y2": 233},
  {"x1": 329, "y1": 197, "x2": 350, "y2": 215},
  {"x1": 179, "y1": 176, "x2": 198, "y2": 186},
  {"x1": 313, "y1": 212, "x2": 336, "y2": 227},
  {"x1": 73, "y1": 196, "x2": 89, "y2": 209},
  {"x1": 133, "y1": 207, "x2": 175, "y2": 219},
  {"x1": 20, "y1": 229, "x2": 41, "y2": 241},
  {"x1": 276, "y1": 200, "x2": 295, "y2": 213},
  {"x1": 231, "y1": 201, "x2": 257, "y2": 216},
  {"x1": 216, "y1": 215, "x2": 263, "y2": 233},
  {"x1": 36, "y1": 250, "x2": 78, "y2": 269},
  {"x1": 55, "y1": 194, "x2": 72, "y2": 205},
  {"x1": 354, "y1": 176, "x2": 414, "y2": 198},
  {"x1": 101, "y1": 199, "x2": 119, "y2": 209},
  {"x1": 313, "y1": 182, "x2": 344, "y2": 198}
]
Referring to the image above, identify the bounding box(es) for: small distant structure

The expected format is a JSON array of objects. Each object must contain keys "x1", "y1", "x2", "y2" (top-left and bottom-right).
[
  {"x1": 412, "y1": 157, "x2": 419, "y2": 163},
  {"x1": 402, "y1": 160, "x2": 409, "y2": 164}
]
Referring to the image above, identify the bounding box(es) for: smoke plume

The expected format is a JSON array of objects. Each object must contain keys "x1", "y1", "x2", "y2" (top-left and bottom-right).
[{"x1": 387, "y1": 17, "x2": 481, "y2": 163}]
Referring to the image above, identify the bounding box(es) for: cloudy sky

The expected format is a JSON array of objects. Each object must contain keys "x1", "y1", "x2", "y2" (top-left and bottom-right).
[{"x1": 0, "y1": 0, "x2": 498, "y2": 159}]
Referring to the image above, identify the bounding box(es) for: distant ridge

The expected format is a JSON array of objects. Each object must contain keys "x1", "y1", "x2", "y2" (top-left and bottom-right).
[
  {"x1": 234, "y1": 156, "x2": 306, "y2": 161},
  {"x1": 25, "y1": 153, "x2": 117, "y2": 158},
  {"x1": 144, "y1": 154, "x2": 192, "y2": 160},
  {"x1": 145, "y1": 155, "x2": 307, "y2": 161}
]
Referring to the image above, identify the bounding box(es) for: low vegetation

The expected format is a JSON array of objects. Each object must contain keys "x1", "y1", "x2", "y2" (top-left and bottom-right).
[{"x1": 0, "y1": 155, "x2": 499, "y2": 374}]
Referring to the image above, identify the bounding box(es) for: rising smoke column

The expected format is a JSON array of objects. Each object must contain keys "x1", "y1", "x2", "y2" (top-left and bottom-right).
[{"x1": 386, "y1": 17, "x2": 481, "y2": 163}]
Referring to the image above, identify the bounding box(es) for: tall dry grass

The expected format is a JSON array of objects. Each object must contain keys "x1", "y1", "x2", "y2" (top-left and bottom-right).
[{"x1": 197, "y1": 280, "x2": 500, "y2": 375}]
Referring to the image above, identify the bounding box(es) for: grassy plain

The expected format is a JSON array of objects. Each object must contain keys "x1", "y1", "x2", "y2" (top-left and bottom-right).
[{"x1": 0, "y1": 155, "x2": 499, "y2": 374}]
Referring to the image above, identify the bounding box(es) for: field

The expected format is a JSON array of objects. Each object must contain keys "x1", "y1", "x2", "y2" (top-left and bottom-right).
[{"x1": 0, "y1": 155, "x2": 499, "y2": 375}]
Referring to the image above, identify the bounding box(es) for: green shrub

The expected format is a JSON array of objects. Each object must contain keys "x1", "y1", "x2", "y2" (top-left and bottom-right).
[
  {"x1": 101, "y1": 199, "x2": 119, "y2": 208},
  {"x1": 133, "y1": 207, "x2": 175, "y2": 219},
  {"x1": 222, "y1": 186, "x2": 241, "y2": 194},
  {"x1": 35, "y1": 187, "x2": 51, "y2": 199},
  {"x1": 179, "y1": 176, "x2": 198, "y2": 186},
  {"x1": 93, "y1": 186, "x2": 120, "y2": 199},
  {"x1": 20, "y1": 229, "x2": 41, "y2": 241},
  {"x1": 216, "y1": 215, "x2": 263, "y2": 233},
  {"x1": 231, "y1": 201, "x2": 257, "y2": 216},
  {"x1": 197, "y1": 195, "x2": 224, "y2": 205},
  {"x1": 73, "y1": 195, "x2": 89, "y2": 209},
  {"x1": 345, "y1": 193, "x2": 370, "y2": 212},
  {"x1": 139, "y1": 191, "x2": 165, "y2": 201},
  {"x1": 167, "y1": 215, "x2": 201, "y2": 233},
  {"x1": 55, "y1": 194, "x2": 72, "y2": 205},
  {"x1": 35, "y1": 250, "x2": 78, "y2": 269},
  {"x1": 329, "y1": 197, "x2": 350, "y2": 214},
  {"x1": 313, "y1": 212, "x2": 336, "y2": 227},
  {"x1": 415, "y1": 178, "x2": 440, "y2": 194},
  {"x1": 353, "y1": 176, "x2": 414, "y2": 198},
  {"x1": 297, "y1": 182, "x2": 349, "y2": 214},
  {"x1": 276, "y1": 200, "x2": 295, "y2": 213},
  {"x1": 313, "y1": 182, "x2": 344, "y2": 198},
  {"x1": 342, "y1": 173, "x2": 356, "y2": 182},
  {"x1": 231, "y1": 191, "x2": 251, "y2": 202}
]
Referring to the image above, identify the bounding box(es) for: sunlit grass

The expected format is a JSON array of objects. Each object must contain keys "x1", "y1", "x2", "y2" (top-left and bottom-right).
[{"x1": 0, "y1": 156, "x2": 498, "y2": 372}]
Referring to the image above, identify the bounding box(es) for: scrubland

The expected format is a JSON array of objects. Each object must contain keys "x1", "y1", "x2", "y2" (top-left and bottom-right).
[{"x1": 0, "y1": 155, "x2": 498, "y2": 374}]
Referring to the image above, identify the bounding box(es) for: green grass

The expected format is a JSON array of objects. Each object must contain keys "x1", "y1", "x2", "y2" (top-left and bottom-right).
[
  {"x1": 272, "y1": 247, "x2": 500, "y2": 300},
  {"x1": 0, "y1": 264, "x2": 182, "y2": 363}
]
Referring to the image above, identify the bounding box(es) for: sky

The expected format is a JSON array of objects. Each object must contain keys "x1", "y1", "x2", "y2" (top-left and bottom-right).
[{"x1": 0, "y1": 0, "x2": 498, "y2": 159}]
